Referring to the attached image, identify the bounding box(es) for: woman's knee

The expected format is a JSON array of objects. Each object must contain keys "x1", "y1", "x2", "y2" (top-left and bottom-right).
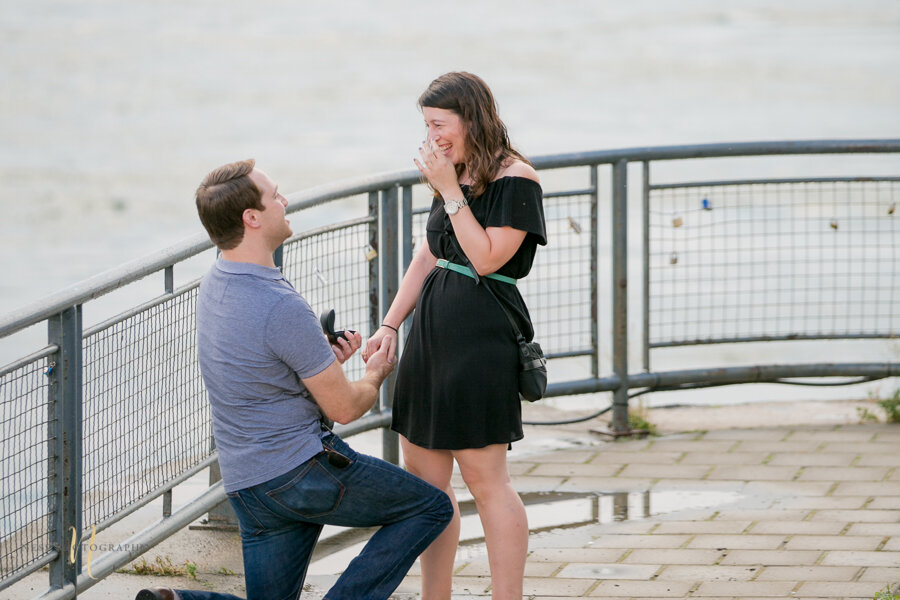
[{"x1": 401, "y1": 442, "x2": 454, "y2": 487}]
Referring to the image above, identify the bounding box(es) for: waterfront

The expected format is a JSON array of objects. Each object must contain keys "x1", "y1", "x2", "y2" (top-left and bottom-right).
[{"x1": 1, "y1": 0, "x2": 899, "y2": 399}]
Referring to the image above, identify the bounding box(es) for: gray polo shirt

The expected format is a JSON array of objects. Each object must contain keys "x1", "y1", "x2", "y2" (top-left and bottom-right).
[{"x1": 196, "y1": 257, "x2": 335, "y2": 492}]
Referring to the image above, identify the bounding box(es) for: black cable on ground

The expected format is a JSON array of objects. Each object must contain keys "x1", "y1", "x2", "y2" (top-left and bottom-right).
[{"x1": 522, "y1": 375, "x2": 887, "y2": 426}]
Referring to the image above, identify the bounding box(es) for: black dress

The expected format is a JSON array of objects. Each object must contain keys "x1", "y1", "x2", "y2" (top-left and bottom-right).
[{"x1": 391, "y1": 176, "x2": 547, "y2": 449}]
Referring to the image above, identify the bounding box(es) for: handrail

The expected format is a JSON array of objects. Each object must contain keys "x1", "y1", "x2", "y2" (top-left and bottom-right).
[
  {"x1": 2, "y1": 138, "x2": 899, "y2": 599},
  {"x1": 3, "y1": 138, "x2": 898, "y2": 338}
]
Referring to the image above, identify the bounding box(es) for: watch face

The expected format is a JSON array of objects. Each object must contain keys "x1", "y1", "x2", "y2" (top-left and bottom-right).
[{"x1": 445, "y1": 201, "x2": 458, "y2": 215}]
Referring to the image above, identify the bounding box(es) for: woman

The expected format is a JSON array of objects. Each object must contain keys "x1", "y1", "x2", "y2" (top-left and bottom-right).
[{"x1": 364, "y1": 72, "x2": 546, "y2": 599}]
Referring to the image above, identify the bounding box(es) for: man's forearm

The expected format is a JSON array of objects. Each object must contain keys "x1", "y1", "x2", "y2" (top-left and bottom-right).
[{"x1": 340, "y1": 372, "x2": 388, "y2": 423}]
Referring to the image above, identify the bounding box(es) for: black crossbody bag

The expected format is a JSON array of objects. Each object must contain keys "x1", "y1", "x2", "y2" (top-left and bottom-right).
[{"x1": 449, "y1": 235, "x2": 548, "y2": 402}]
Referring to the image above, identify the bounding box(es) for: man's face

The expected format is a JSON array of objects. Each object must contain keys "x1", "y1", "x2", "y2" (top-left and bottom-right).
[{"x1": 248, "y1": 168, "x2": 293, "y2": 246}]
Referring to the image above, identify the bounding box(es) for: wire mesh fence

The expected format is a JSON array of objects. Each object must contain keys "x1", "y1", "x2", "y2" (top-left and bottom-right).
[
  {"x1": 282, "y1": 217, "x2": 376, "y2": 382},
  {"x1": 1, "y1": 141, "x2": 897, "y2": 597},
  {"x1": 81, "y1": 285, "x2": 211, "y2": 530},
  {"x1": 521, "y1": 191, "x2": 595, "y2": 359},
  {"x1": 409, "y1": 189, "x2": 594, "y2": 361},
  {"x1": 648, "y1": 178, "x2": 900, "y2": 347},
  {"x1": 0, "y1": 352, "x2": 55, "y2": 585}
]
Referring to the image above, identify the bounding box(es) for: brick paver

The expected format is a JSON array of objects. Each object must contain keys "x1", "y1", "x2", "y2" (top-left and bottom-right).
[
  {"x1": 784, "y1": 535, "x2": 885, "y2": 551},
  {"x1": 692, "y1": 581, "x2": 796, "y2": 597},
  {"x1": 705, "y1": 465, "x2": 800, "y2": 481},
  {"x1": 622, "y1": 549, "x2": 726, "y2": 565},
  {"x1": 654, "y1": 565, "x2": 758, "y2": 581},
  {"x1": 754, "y1": 565, "x2": 861, "y2": 581},
  {"x1": 858, "y1": 566, "x2": 900, "y2": 581},
  {"x1": 766, "y1": 452, "x2": 857, "y2": 466},
  {"x1": 796, "y1": 581, "x2": 887, "y2": 597},
  {"x1": 587, "y1": 580, "x2": 693, "y2": 597},
  {"x1": 509, "y1": 423, "x2": 900, "y2": 600},
  {"x1": 821, "y1": 550, "x2": 900, "y2": 567},
  {"x1": 679, "y1": 451, "x2": 769, "y2": 465},
  {"x1": 687, "y1": 534, "x2": 786, "y2": 549},
  {"x1": 719, "y1": 549, "x2": 823, "y2": 565},
  {"x1": 9, "y1": 418, "x2": 900, "y2": 600},
  {"x1": 746, "y1": 520, "x2": 847, "y2": 535}
]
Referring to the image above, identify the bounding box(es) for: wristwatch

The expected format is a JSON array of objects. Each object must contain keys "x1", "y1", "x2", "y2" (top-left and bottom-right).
[{"x1": 443, "y1": 197, "x2": 468, "y2": 216}]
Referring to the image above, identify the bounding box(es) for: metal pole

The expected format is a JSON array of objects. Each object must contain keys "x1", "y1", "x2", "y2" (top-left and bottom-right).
[
  {"x1": 641, "y1": 161, "x2": 651, "y2": 373},
  {"x1": 401, "y1": 186, "x2": 414, "y2": 273},
  {"x1": 400, "y1": 184, "x2": 414, "y2": 338},
  {"x1": 611, "y1": 159, "x2": 630, "y2": 433},
  {"x1": 590, "y1": 165, "x2": 600, "y2": 379},
  {"x1": 203, "y1": 452, "x2": 237, "y2": 529},
  {"x1": 47, "y1": 306, "x2": 83, "y2": 596},
  {"x1": 379, "y1": 187, "x2": 400, "y2": 465},
  {"x1": 164, "y1": 266, "x2": 174, "y2": 295},
  {"x1": 368, "y1": 192, "x2": 380, "y2": 347}
]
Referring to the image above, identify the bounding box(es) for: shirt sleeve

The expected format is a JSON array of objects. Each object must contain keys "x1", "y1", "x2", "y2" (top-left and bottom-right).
[
  {"x1": 482, "y1": 177, "x2": 547, "y2": 246},
  {"x1": 265, "y1": 294, "x2": 336, "y2": 379}
]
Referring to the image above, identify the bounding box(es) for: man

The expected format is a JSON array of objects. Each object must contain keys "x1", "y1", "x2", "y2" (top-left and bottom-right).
[{"x1": 137, "y1": 159, "x2": 452, "y2": 600}]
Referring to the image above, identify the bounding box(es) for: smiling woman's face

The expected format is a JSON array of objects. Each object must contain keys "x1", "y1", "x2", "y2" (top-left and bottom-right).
[{"x1": 423, "y1": 106, "x2": 467, "y2": 166}]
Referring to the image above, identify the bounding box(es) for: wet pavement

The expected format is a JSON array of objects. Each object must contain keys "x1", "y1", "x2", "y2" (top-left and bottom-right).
[{"x1": 7, "y1": 399, "x2": 900, "y2": 599}]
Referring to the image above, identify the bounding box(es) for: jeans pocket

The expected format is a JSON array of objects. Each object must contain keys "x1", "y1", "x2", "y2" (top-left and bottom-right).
[
  {"x1": 266, "y1": 459, "x2": 345, "y2": 519},
  {"x1": 226, "y1": 491, "x2": 267, "y2": 536}
]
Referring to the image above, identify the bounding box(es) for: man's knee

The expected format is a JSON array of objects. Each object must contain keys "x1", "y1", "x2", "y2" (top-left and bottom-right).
[{"x1": 427, "y1": 486, "x2": 454, "y2": 526}]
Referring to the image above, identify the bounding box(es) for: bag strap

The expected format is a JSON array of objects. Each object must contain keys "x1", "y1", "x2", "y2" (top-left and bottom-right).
[{"x1": 448, "y1": 234, "x2": 526, "y2": 341}]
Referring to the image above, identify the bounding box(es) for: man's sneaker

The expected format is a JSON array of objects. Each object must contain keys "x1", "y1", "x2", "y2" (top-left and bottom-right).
[{"x1": 135, "y1": 588, "x2": 178, "y2": 600}]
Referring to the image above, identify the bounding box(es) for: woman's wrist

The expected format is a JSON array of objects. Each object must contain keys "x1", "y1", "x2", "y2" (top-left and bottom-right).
[{"x1": 381, "y1": 322, "x2": 399, "y2": 334}]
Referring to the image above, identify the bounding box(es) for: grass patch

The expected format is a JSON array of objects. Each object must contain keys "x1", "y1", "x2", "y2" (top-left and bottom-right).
[
  {"x1": 628, "y1": 400, "x2": 659, "y2": 436},
  {"x1": 874, "y1": 583, "x2": 899, "y2": 600},
  {"x1": 877, "y1": 389, "x2": 900, "y2": 423},
  {"x1": 861, "y1": 389, "x2": 900, "y2": 424},
  {"x1": 858, "y1": 406, "x2": 881, "y2": 423},
  {"x1": 119, "y1": 555, "x2": 198, "y2": 579}
]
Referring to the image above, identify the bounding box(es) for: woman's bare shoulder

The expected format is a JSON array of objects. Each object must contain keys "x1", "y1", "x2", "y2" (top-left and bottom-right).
[{"x1": 496, "y1": 159, "x2": 540, "y2": 184}]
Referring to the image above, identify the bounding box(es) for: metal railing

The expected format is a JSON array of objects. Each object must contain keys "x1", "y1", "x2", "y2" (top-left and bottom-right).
[{"x1": 1, "y1": 139, "x2": 898, "y2": 598}]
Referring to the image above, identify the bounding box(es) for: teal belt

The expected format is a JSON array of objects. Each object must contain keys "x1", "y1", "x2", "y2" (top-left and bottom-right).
[{"x1": 435, "y1": 259, "x2": 517, "y2": 285}]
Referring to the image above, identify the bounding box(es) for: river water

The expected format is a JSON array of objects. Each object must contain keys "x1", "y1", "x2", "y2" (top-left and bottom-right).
[{"x1": 1, "y1": 0, "x2": 899, "y2": 399}]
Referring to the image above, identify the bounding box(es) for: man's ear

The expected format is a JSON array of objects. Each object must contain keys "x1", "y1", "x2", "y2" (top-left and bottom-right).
[{"x1": 242, "y1": 208, "x2": 261, "y2": 229}]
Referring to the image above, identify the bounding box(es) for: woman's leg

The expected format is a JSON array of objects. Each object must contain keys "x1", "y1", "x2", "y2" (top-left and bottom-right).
[
  {"x1": 453, "y1": 444, "x2": 528, "y2": 600},
  {"x1": 400, "y1": 436, "x2": 459, "y2": 600}
]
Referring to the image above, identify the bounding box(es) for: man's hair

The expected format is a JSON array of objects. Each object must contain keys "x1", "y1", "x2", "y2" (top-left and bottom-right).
[{"x1": 195, "y1": 159, "x2": 262, "y2": 250}]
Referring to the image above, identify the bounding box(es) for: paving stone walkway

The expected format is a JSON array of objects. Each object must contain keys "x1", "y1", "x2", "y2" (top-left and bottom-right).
[
  {"x1": 8, "y1": 405, "x2": 898, "y2": 600},
  {"x1": 391, "y1": 421, "x2": 900, "y2": 599}
]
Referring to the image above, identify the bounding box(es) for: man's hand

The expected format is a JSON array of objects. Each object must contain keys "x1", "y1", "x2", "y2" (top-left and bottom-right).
[
  {"x1": 304, "y1": 334, "x2": 394, "y2": 425},
  {"x1": 362, "y1": 325, "x2": 398, "y2": 364},
  {"x1": 331, "y1": 331, "x2": 362, "y2": 364},
  {"x1": 363, "y1": 335, "x2": 396, "y2": 384}
]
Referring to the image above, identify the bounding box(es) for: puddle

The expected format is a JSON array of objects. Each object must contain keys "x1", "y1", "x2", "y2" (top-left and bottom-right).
[{"x1": 307, "y1": 488, "x2": 742, "y2": 575}]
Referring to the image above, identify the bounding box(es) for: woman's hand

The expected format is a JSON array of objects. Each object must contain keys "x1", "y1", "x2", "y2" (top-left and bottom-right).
[
  {"x1": 362, "y1": 325, "x2": 399, "y2": 365},
  {"x1": 331, "y1": 331, "x2": 362, "y2": 364},
  {"x1": 414, "y1": 138, "x2": 461, "y2": 198}
]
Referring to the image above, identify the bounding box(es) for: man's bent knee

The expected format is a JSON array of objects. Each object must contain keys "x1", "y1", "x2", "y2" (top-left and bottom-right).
[{"x1": 428, "y1": 487, "x2": 454, "y2": 529}]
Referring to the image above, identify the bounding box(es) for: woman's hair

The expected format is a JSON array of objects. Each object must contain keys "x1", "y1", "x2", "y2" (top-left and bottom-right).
[
  {"x1": 418, "y1": 72, "x2": 530, "y2": 198},
  {"x1": 195, "y1": 158, "x2": 262, "y2": 250}
]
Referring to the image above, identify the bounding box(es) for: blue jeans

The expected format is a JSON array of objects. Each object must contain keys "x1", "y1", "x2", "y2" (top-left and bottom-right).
[{"x1": 175, "y1": 433, "x2": 452, "y2": 600}]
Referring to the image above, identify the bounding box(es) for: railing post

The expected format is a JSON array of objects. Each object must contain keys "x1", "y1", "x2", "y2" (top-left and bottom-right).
[
  {"x1": 368, "y1": 192, "x2": 380, "y2": 351},
  {"x1": 203, "y1": 448, "x2": 237, "y2": 529},
  {"x1": 611, "y1": 160, "x2": 630, "y2": 433},
  {"x1": 47, "y1": 306, "x2": 83, "y2": 595},
  {"x1": 590, "y1": 165, "x2": 600, "y2": 378},
  {"x1": 641, "y1": 161, "x2": 651, "y2": 373},
  {"x1": 379, "y1": 186, "x2": 400, "y2": 465}
]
